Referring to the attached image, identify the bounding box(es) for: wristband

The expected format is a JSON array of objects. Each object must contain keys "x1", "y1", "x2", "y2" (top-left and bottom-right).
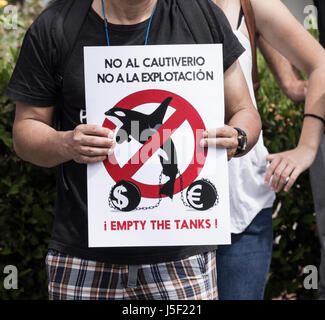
[{"x1": 303, "y1": 114, "x2": 325, "y2": 127}]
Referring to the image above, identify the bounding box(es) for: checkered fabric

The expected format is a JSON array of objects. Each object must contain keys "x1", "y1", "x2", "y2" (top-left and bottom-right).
[{"x1": 45, "y1": 249, "x2": 217, "y2": 300}]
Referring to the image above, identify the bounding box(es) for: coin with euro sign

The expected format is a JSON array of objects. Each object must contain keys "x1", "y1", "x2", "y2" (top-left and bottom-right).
[
  {"x1": 186, "y1": 179, "x2": 218, "y2": 211},
  {"x1": 110, "y1": 180, "x2": 141, "y2": 212}
]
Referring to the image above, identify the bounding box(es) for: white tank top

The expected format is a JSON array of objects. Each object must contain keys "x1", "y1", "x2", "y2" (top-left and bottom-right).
[{"x1": 228, "y1": 17, "x2": 275, "y2": 233}]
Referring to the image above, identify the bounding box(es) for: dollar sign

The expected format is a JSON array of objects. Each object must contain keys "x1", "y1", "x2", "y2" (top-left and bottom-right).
[{"x1": 112, "y1": 185, "x2": 129, "y2": 210}]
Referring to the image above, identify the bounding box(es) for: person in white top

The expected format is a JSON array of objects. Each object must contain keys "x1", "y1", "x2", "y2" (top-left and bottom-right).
[{"x1": 213, "y1": 0, "x2": 325, "y2": 300}]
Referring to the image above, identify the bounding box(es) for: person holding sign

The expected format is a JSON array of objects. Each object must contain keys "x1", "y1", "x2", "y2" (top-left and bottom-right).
[
  {"x1": 214, "y1": 0, "x2": 325, "y2": 300},
  {"x1": 7, "y1": 0, "x2": 261, "y2": 300}
]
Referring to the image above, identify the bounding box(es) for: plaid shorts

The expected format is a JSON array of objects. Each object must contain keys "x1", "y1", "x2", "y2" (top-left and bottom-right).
[{"x1": 45, "y1": 249, "x2": 217, "y2": 300}]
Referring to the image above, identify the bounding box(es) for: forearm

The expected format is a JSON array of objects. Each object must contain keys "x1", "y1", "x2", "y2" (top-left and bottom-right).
[
  {"x1": 223, "y1": 60, "x2": 262, "y2": 156},
  {"x1": 227, "y1": 107, "x2": 262, "y2": 155},
  {"x1": 304, "y1": 67, "x2": 325, "y2": 120},
  {"x1": 297, "y1": 118, "x2": 324, "y2": 157},
  {"x1": 258, "y1": 37, "x2": 303, "y2": 97},
  {"x1": 13, "y1": 119, "x2": 71, "y2": 168},
  {"x1": 297, "y1": 67, "x2": 325, "y2": 153}
]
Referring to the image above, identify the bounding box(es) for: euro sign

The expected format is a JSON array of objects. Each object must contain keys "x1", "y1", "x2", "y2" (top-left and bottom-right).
[
  {"x1": 186, "y1": 180, "x2": 218, "y2": 211},
  {"x1": 112, "y1": 185, "x2": 129, "y2": 210},
  {"x1": 187, "y1": 184, "x2": 203, "y2": 209}
]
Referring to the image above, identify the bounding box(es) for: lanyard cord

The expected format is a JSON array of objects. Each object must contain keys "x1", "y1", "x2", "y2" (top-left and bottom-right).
[
  {"x1": 101, "y1": 0, "x2": 158, "y2": 47},
  {"x1": 101, "y1": 0, "x2": 110, "y2": 46},
  {"x1": 144, "y1": 1, "x2": 158, "y2": 45}
]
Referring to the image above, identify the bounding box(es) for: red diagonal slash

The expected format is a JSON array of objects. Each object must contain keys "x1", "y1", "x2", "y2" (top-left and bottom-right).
[
  {"x1": 118, "y1": 110, "x2": 185, "y2": 178},
  {"x1": 103, "y1": 89, "x2": 207, "y2": 199}
]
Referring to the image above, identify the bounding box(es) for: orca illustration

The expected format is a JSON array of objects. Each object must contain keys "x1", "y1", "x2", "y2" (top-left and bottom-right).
[{"x1": 105, "y1": 97, "x2": 178, "y2": 199}]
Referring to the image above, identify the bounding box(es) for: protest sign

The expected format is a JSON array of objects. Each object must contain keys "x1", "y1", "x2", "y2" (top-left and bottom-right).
[{"x1": 84, "y1": 44, "x2": 231, "y2": 247}]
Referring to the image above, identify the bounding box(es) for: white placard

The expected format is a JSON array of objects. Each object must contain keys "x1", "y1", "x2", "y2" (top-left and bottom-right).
[{"x1": 84, "y1": 44, "x2": 231, "y2": 247}]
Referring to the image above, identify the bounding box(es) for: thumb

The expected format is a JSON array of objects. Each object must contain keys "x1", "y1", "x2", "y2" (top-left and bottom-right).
[
  {"x1": 266, "y1": 153, "x2": 276, "y2": 162},
  {"x1": 304, "y1": 80, "x2": 309, "y2": 97}
]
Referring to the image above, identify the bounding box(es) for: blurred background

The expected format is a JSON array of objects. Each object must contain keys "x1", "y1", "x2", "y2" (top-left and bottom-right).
[
  {"x1": 0, "y1": 0, "x2": 321, "y2": 300},
  {"x1": 282, "y1": 0, "x2": 315, "y2": 24}
]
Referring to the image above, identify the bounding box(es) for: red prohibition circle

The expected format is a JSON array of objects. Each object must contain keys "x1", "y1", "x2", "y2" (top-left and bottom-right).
[{"x1": 102, "y1": 89, "x2": 207, "y2": 199}]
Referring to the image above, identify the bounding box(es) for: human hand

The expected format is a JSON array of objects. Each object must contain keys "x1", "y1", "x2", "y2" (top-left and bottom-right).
[
  {"x1": 200, "y1": 125, "x2": 238, "y2": 161},
  {"x1": 285, "y1": 80, "x2": 308, "y2": 103},
  {"x1": 63, "y1": 124, "x2": 115, "y2": 164},
  {"x1": 264, "y1": 145, "x2": 316, "y2": 192}
]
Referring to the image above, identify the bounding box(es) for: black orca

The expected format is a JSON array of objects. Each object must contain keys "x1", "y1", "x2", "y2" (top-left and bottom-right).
[{"x1": 105, "y1": 97, "x2": 178, "y2": 199}]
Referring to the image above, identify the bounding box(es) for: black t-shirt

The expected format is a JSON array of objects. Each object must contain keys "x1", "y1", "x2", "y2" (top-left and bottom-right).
[{"x1": 6, "y1": 0, "x2": 244, "y2": 264}]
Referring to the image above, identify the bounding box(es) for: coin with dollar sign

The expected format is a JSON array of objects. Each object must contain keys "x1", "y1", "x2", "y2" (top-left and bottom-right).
[{"x1": 109, "y1": 180, "x2": 141, "y2": 212}]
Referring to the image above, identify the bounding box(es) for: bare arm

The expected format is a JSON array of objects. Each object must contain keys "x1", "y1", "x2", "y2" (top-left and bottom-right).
[
  {"x1": 201, "y1": 60, "x2": 262, "y2": 160},
  {"x1": 15, "y1": 64, "x2": 260, "y2": 167},
  {"x1": 224, "y1": 60, "x2": 261, "y2": 152},
  {"x1": 258, "y1": 36, "x2": 308, "y2": 102},
  {"x1": 251, "y1": 0, "x2": 325, "y2": 191},
  {"x1": 13, "y1": 102, "x2": 115, "y2": 168}
]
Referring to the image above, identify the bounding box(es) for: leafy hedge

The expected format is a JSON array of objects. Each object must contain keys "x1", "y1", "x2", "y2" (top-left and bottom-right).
[
  {"x1": 0, "y1": 0, "x2": 55, "y2": 300},
  {"x1": 0, "y1": 2, "x2": 320, "y2": 300},
  {"x1": 258, "y1": 47, "x2": 320, "y2": 300}
]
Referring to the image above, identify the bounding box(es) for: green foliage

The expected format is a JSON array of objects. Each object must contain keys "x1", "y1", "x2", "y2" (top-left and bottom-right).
[
  {"x1": 0, "y1": 3, "x2": 321, "y2": 300},
  {"x1": 0, "y1": 1, "x2": 55, "y2": 300},
  {"x1": 257, "y1": 50, "x2": 320, "y2": 300}
]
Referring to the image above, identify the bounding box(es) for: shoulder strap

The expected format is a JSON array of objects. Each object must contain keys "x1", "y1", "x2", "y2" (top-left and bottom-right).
[
  {"x1": 50, "y1": 0, "x2": 92, "y2": 127},
  {"x1": 176, "y1": 0, "x2": 217, "y2": 44},
  {"x1": 240, "y1": 0, "x2": 260, "y2": 99},
  {"x1": 236, "y1": 7, "x2": 244, "y2": 30},
  {"x1": 54, "y1": 0, "x2": 93, "y2": 89}
]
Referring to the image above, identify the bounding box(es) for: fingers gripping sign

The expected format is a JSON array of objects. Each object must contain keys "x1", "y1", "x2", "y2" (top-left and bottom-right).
[
  {"x1": 65, "y1": 124, "x2": 116, "y2": 164},
  {"x1": 200, "y1": 125, "x2": 238, "y2": 160}
]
